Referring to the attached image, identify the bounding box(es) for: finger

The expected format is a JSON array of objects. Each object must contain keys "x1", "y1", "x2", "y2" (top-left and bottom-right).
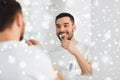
[
  {"x1": 26, "y1": 41, "x2": 33, "y2": 46},
  {"x1": 29, "y1": 39, "x2": 39, "y2": 45},
  {"x1": 63, "y1": 35, "x2": 68, "y2": 41},
  {"x1": 61, "y1": 44, "x2": 68, "y2": 49},
  {"x1": 61, "y1": 40, "x2": 69, "y2": 45}
]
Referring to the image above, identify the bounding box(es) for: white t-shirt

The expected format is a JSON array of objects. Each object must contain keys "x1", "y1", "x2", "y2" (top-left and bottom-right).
[
  {"x1": 0, "y1": 41, "x2": 56, "y2": 80},
  {"x1": 49, "y1": 42, "x2": 92, "y2": 80}
]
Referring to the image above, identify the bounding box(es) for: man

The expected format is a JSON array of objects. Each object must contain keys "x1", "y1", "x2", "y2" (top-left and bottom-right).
[
  {"x1": 0, "y1": 0, "x2": 63, "y2": 80},
  {"x1": 49, "y1": 13, "x2": 93, "y2": 80}
]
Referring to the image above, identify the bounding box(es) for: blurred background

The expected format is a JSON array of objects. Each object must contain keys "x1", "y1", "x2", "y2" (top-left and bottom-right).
[
  {"x1": 17, "y1": 0, "x2": 120, "y2": 80},
  {"x1": 18, "y1": 0, "x2": 91, "y2": 50}
]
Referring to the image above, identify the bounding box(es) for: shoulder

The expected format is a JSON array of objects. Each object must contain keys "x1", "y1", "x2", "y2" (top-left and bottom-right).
[
  {"x1": 76, "y1": 42, "x2": 91, "y2": 51},
  {"x1": 76, "y1": 42, "x2": 93, "y2": 57},
  {"x1": 77, "y1": 42, "x2": 91, "y2": 48}
]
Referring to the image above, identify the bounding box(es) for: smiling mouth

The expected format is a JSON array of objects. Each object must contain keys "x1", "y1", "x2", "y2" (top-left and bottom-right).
[
  {"x1": 58, "y1": 33, "x2": 67, "y2": 41},
  {"x1": 59, "y1": 32, "x2": 67, "y2": 35},
  {"x1": 60, "y1": 33, "x2": 67, "y2": 37}
]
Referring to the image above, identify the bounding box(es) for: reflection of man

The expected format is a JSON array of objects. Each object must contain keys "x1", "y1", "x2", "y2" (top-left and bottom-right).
[
  {"x1": 49, "y1": 13, "x2": 92, "y2": 80},
  {"x1": 0, "y1": 0, "x2": 62, "y2": 80}
]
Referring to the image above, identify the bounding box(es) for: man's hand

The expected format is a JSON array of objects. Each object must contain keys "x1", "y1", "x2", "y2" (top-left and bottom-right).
[
  {"x1": 53, "y1": 65, "x2": 64, "y2": 80},
  {"x1": 61, "y1": 36, "x2": 77, "y2": 55},
  {"x1": 26, "y1": 39, "x2": 42, "y2": 47}
]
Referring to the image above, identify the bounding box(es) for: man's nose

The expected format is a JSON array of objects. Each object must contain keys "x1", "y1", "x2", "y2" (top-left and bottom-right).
[{"x1": 59, "y1": 26, "x2": 65, "y2": 32}]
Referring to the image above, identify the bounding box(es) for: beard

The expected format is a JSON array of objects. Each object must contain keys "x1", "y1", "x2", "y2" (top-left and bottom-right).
[
  {"x1": 20, "y1": 35, "x2": 23, "y2": 41},
  {"x1": 68, "y1": 32, "x2": 73, "y2": 40},
  {"x1": 20, "y1": 20, "x2": 25, "y2": 41},
  {"x1": 19, "y1": 25, "x2": 24, "y2": 41},
  {"x1": 20, "y1": 30, "x2": 24, "y2": 41}
]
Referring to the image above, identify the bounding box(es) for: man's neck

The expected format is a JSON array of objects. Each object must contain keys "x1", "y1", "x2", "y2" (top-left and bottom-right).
[
  {"x1": 0, "y1": 31, "x2": 19, "y2": 42},
  {"x1": 71, "y1": 37, "x2": 78, "y2": 45}
]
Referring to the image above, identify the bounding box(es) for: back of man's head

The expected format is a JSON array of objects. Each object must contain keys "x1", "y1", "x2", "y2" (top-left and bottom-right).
[{"x1": 0, "y1": 0, "x2": 22, "y2": 32}]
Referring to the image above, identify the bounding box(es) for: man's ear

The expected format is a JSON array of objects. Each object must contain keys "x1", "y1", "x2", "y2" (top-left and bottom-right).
[
  {"x1": 73, "y1": 24, "x2": 77, "y2": 32},
  {"x1": 15, "y1": 13, "x2": 23, "y2": 28}
]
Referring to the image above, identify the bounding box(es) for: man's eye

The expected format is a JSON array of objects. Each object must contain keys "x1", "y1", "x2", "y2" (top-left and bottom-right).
[
  {"x1": 57, "y1": 26, "x2": 60, "y2": 28},
  {"x1": 64, "y1": 25, "x2": 68, "y2": 27}
]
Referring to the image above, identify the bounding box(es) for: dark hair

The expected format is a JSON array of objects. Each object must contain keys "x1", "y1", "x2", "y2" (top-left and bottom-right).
[
  {"x1": 0, "y1": 0, "x2": 22, "y2": 32},
  {"x1": 55, "y1": 13, "x2": 75, "y2": 24}
]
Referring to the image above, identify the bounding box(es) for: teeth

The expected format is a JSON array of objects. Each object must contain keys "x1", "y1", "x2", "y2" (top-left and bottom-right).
[{"x1": 61, "y1": 33, "x2": 66, "y2": 36}]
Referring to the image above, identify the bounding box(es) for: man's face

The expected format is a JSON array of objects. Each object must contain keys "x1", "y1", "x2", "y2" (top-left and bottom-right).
[{"x1": 56, "y1": 17, "x2": 76, "y2": 41}]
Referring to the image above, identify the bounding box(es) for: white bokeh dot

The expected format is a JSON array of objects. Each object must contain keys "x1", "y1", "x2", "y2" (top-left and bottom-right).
[
  {"x1": 8, "y1": 56, "x2": 16, "y2": 64},
  {"x1": 105, "y1": 77, "x2": 112, "y2": 80},
  {"x1": 0, "y1": 69, "x2": 2, "y2": 75},
  {"x1": 19, "y1": 61, "x2": 26, "y2": 68}
]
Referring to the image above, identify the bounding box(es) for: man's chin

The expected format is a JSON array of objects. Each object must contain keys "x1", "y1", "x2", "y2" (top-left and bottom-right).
[{"x1": 68, "y1": 36, "x2": 73, "y2": 40}]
